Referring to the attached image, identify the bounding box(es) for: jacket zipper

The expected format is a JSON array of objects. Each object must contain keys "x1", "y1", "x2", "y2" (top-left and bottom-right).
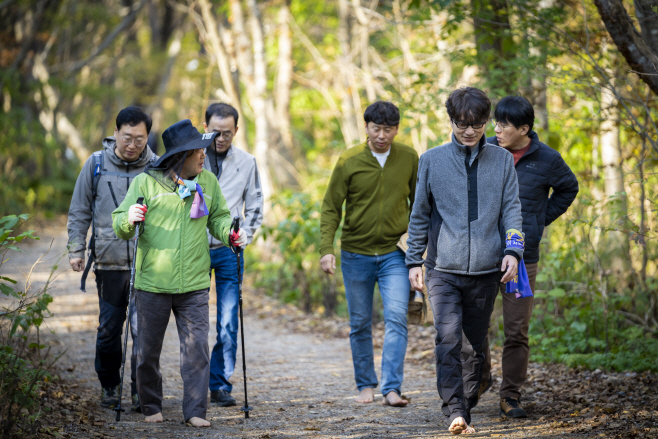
[
  {"x1": 376, "y1": 166, "x2": 384, "y2": 255},
  {"x1": 180, "y1": 197, "x2": 185, "y2": 293},
  {"x1": 466, "y1": 161, "x2": 471, "y2": 274},
  {"x1": 126, "y1": 165, "x2": 131, "y2": 266}
]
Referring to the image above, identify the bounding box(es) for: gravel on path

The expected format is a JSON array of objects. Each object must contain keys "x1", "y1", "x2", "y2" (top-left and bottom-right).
[{"x1": 7, "y1": 222, "x2": 654, "y2": 438}]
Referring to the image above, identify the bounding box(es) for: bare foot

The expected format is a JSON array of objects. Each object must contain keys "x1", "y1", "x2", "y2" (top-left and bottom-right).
[
  {"x1": 382, "y1": 391, "x2": 408, "y2": 407},
  {"x1": 186, "y1": 417, "x2": 210, "y2": 427},
  {"x1": 355, "y1": 387, "x2": 374, "y2": 403},
  {"x1": 464, "y1": 425, "x2": 475, "y2": 434},
  {"x1": 449, "y1": 416, "x2": 467, "y2": 435},
  {"x1": 144, "y1": 413, "x2": 163, "y2": 423}
]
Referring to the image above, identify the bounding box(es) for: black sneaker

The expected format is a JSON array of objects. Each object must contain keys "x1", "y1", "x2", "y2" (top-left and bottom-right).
[
  {"x1": 478, "y1": 374, "x2": 492, "y2": 398},
  {"x1": 500, "y1": 397, "x2": 528, "y2": 418},
  {"x1": 210, "y1": 389, "x2": 237, "y2": 407},
  {"x1": 100, "y1": 385, "x2": 120, "y2": 408},
  {"x1": 131, "y1": 392, "x2": 141, "y2": 412}
]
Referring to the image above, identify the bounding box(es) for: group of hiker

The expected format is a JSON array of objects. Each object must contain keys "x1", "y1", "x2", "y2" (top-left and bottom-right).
[
  {"x1": 67, "y1": 86, "x2": 578, "y2": 433},
  {"x1": 67, "y1": 104, "x2": 261, "y2": 427},
  {"x1": 320, "y1": 88, "x2": 577, "y2": 434}
]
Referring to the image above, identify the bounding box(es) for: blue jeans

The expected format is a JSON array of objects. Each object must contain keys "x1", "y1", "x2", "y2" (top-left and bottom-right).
[
  {"x1": 340, "y1": 249, "x2": 410, "y2": 396},
  {"x1": 209, "y1": 246, "x2": 243, "y2": 393}
]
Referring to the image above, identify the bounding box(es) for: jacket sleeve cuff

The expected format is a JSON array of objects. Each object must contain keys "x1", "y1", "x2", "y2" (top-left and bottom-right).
[
  {"x1": 68, "y1": 250, "x2": 85, "y2": 260},
  {"x1": 407, "y1": 263, "x2": 423, "y2": 269},
  {"x1": 504, "y1": 249, "x2": 522, "y2": 262},
  {"x1": 319, "y1": 245, "x2": 334, "y2": 257}
]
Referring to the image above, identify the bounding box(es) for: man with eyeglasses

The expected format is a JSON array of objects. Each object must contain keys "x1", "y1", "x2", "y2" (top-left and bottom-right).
[
  {"x1": 473, "y1": 96, "x2": 578, "y2": 418},
  {"x1": 406, "y1": 87, "x2": 523, "y2": 435},
  {"x1": 202, "y1": 103, "x2": 263, "y2": 407},
  {"x1": 68, "y1": 106, "x2": 157, "y2": 411}
]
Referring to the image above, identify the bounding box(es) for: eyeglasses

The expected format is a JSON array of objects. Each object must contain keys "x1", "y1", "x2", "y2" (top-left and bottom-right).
[
  {"x1": 491, "y1": 120, "x2": 511, "y2": 130},
  {"x1": 213, "y1": 131, "x2": 234, "y2": 140},
  {"x1": 120, "y1": 135, "x2": 146, "y2": 148},
  {"x1": 452, "y1": 120, "x2": 487, "y2": 130}
]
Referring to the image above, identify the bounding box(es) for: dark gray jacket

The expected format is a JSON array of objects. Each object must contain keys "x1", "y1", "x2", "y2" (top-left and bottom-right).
[
  {"x1": 406, "y1": 135, "x2": 523, "y2": 275},
  {"x1": 67, "y1": 137, "x2": 157, "y2": 270},
  {"x1": 488, "y1": 132, "x2": 578, "y2": 263}
]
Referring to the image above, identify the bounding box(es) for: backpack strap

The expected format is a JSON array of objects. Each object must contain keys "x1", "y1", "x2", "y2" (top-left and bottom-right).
[{"x1": 81, "y1": 151, "x2": 104, "y2": 292}]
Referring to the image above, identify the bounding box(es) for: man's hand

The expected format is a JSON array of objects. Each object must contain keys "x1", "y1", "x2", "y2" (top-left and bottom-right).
[
  {"x1": 70, "y1": 258, "x2": 85, "y2": 272},
  {"x1": 409, "y1": 266, "x2": 424, "y2": 291},
  {"x1": 500, "y1": 255, "x2": 519, "y2": 283},
  {"x1": 320, "y1": 254, "x2": 336, "y2": 275}
]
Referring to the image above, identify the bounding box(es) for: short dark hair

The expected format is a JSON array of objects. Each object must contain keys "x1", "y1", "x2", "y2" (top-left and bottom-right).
[
  {"x1": 364, "y1": 101, "x2": 400, "y2": 126},
  {"x1": 494, "y1": 96, "x2": 534, "y2": 132},
  {"x1": 205, "y1": 103, "x2": 239, "y2": 127},
  {"x1": 445, "y1": 87, "x2": 491, "y2": 124},
  {"x1": 116, "y1": 106, "x2": 152, "y2": 134}
]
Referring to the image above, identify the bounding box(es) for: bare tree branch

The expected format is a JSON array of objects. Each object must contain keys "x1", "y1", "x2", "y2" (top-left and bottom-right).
[
  {"x1": 594, "y1": 0, "x2": 658, "y2": 95},
  {"x1": 62, "y1": 0, "x2": 147, "y2": 73}
]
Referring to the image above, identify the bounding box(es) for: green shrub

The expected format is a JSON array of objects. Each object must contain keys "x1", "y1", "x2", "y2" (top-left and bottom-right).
[{"x1": 0, "y1": 214, "x2": 59, "y2": 438}]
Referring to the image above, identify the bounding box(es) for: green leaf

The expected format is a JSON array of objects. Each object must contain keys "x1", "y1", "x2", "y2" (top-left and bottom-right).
[
  {"x1": 548, "y1": 288, "x2": 566, "y2": 298},
  {"x1": 1, "y1": 276, "x2": 17, "y2": 284},
  {"x1": 570, "y1": 321, "x2": 587, "y2": 333},
  {"x1": 0, "y1": 283, "x2": 17, "y2": 297},
  {"x1": 534, "y1": 291, "x2": 547, "y2": 299},
  {"x1": 535, "y1": 273, "x2": 549, "y2": 283}
]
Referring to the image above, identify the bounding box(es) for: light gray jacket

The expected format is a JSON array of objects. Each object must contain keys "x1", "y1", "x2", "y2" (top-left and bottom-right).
[
  {"x1": 204, "y1": 145, "x2": 263, "y2": 248},
  {"x1": 406, "y1": 136, "x2": 523, "y2": 275},
  {"x1": 67, "y1": 138, "x2": 157, "y2": 270}
]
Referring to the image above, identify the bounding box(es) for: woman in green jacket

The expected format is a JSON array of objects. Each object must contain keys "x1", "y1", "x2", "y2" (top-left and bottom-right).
[{"x1": 112, "y1": 120, "x2": 246, "y2": 427}]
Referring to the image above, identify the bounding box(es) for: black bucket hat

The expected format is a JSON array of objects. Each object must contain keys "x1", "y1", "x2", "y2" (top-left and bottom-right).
[{"x1": 151, "y1": 119, "x2": 218, "y2": 168}]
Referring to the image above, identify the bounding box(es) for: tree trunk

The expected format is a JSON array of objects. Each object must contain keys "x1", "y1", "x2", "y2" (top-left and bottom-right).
[
  {"x1": 197, "y1": 0, "x2": 248, "y2": 151},
  {"x1": 337, "y1": 0, "x2": 361, "y2": 147},
  {"x1": 594, "y1": 0, "x2": 658, "y2": 95},
  {"x1": 471, "y1": 0, "x2": 516, "y2": 94},
  {"x1": 247, "y1": 0, "x2": 273, "y2": 216},
  {"x1": 276, "y1": 0, "x2": 295, "y2": 158},
  {"x1": 599, "y1": 84, "x2": 631, "y2": 276}
]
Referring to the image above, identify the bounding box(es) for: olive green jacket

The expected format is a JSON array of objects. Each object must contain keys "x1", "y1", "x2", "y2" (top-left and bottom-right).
[
  {"x1": 320, "y1": 142, "x2": 418, "y2": 256},
  {"x1": 112, "y1": 169, "x2": 232, "y2": 294}
]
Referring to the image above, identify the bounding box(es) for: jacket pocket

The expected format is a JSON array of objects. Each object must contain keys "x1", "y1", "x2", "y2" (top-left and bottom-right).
[
  {"x1": 434, "y1": 224, "x2": 468, "y2": 272},
  {"x1": 186, "y1": 240, "x2": 211, "y2": 277},
  {"x1": 137, "y1": 247, "x2": 150, "y2": 275},
  {"x1": 93, "y1": 226, "x2": 120, "y2": 265}
]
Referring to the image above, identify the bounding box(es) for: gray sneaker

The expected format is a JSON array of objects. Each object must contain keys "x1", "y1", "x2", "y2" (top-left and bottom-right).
[
  {"x1": 100, "y1": 385, "x2": 120, "y2": 408},
  {"x1": 210, "y1": 389, "x2": 237, "y2": 407}
]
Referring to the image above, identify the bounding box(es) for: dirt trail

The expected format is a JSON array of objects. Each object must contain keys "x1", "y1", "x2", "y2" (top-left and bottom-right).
[{"x1": 5, "y1": 223, "x2": 655, "y2": 438}]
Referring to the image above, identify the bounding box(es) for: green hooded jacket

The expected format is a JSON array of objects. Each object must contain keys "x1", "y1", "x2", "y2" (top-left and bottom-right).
[{"x1": 112, "y1": 169, "x2": 232, "y2": 294}]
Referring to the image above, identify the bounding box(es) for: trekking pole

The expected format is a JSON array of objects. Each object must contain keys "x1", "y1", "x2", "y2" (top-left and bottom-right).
[
  {"x1": 230, "y1": 217, "x2": 252, "y2": 419},
  {"x1": 115, "y1": 196, "x2": 144, "y2": 422}
]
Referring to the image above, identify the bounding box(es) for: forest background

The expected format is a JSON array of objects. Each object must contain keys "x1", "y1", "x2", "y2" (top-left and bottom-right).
[{"x1": 1, "y1": 0, "x2": 658, "y2": 374}]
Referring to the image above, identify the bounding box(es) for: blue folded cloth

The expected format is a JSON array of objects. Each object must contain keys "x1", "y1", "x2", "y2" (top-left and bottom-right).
[{"x1": 506, "y1": 259, "x2": 533, "y2": 298}]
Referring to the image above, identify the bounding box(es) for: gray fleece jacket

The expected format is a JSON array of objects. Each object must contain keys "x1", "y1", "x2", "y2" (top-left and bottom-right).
[
  {"x1": 405, "y1": 135, "x2": 523, "y2": 275},
  {"x1": 67, "y1": 138, "x2": 157, "y2": 270},
  {"x1": 204, "y1": 145, "x2": 263, "y2": 249}
]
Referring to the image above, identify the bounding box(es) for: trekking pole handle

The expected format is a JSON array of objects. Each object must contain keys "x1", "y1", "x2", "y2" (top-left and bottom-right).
[
  {"x1": 231, "y1": 216, "x2": 239, "y2": 234},
  {"x1": 135, "y1": 197, "x2": 145, "y2": 224}
]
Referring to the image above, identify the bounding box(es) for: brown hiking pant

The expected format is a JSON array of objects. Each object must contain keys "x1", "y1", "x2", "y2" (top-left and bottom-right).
[{"x1": 479, "y1": 262, "x2": 538, "y2": 399}]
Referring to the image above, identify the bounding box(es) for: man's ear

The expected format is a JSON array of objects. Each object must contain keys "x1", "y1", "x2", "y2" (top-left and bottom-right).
[
  {"x1": 234, "y1": 125, "x2": 239, "y2": 136},
  {"x1": 203, "y1": 122, "x2": 208, "y2": 134}
]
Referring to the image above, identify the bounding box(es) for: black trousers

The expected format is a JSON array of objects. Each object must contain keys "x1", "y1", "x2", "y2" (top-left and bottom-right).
[
  {"x1": 135, "y1": 289, "x2": 210, "y2": 421},
  {"x1": 426, "y1": 269, "x2": 499, "y2": 425},
  {"x1": 94, "y1": 270, "x2": 138, "y2": 392}
]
